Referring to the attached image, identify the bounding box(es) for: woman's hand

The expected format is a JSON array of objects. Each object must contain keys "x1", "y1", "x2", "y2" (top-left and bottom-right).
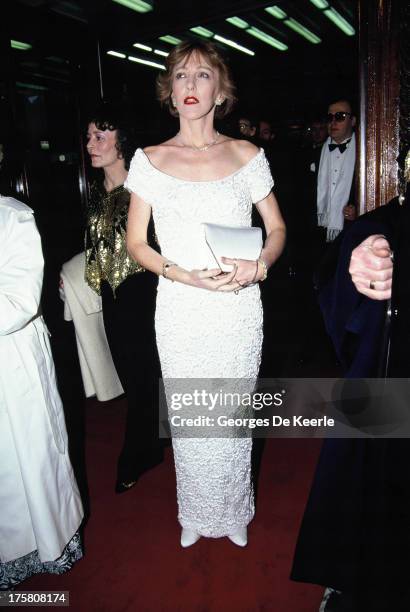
[
  {"x1": 218, "y1": 257, "x2": 261, "y2": 292},
  {"x1": 349, "y1": 234, "x2": 393, "y2": 300},
  {"x1": 207, "y1": 257, "x2": 263, "y2": 293},
  {"x1": 185, "y1": 266, "x2": 238, "y2": 291}
]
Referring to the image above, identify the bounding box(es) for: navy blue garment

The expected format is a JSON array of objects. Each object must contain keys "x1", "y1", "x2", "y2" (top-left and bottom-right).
[
  {"x1": 315, "y1": 203, "x2": 399, "y2": 376},
  {"x1": 291, "y1": 198, "x2": 410, "y2": 609}
]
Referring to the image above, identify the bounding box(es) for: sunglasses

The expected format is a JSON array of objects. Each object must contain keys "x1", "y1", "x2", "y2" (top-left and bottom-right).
[{"x1": 327, "y1": 111, "x2": 352, "y2": 123}]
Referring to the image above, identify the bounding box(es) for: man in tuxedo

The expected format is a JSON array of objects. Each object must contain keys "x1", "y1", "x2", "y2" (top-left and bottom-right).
[{"x1": 317, "y1": 99, "x2": 357, "y2": 243}]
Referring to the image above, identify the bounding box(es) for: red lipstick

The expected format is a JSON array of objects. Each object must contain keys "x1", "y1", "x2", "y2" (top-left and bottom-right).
[{"x1": 184, "y1": 96, "x2": 199, "y2": 105}]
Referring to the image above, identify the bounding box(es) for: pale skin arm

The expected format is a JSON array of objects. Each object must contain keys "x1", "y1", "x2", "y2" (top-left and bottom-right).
[
  {"x1": 126, "y1": 192, "x2": 236, "y2": 290},
  {"x1": 126, "y1": 190, "x2": 285, "y2": 291},
  {"x1": 348, "y1": 234, "x2": 393, "y2": 300},
  {"x1": 221, "y1": 191, "x2": 286, "y2": 290}
]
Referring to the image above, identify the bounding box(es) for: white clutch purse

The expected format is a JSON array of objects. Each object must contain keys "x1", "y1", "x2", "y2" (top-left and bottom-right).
[{"x1": 202, "y1": 223, "x2": 262, "y2": 272}]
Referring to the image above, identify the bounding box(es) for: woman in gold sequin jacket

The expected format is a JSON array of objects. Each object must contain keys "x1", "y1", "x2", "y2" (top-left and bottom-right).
[{"x1": 85, "y1": 104, "x2": 163, "y2": 493}]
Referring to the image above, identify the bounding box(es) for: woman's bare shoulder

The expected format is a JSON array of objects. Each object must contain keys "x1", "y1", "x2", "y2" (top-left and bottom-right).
[
  {"x1": 143, "y1": 139, "x2": 179, "y2": 164},
  {"x1": 223, "y1": 137, "x2": 260, "y2": 164}
]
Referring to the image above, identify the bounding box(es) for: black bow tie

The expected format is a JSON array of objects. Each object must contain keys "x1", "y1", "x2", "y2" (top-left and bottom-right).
[{"x1": 328, "y1": 139, "x2": 351, "y2": 153}]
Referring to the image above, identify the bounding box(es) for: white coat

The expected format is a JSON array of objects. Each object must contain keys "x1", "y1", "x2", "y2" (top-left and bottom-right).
[
  {"x1": 0, "y1": 196, "x2": 83, "y2": 563},
  {"x1": 60, "y1": 252, "x2": 124, "y2": 401}
]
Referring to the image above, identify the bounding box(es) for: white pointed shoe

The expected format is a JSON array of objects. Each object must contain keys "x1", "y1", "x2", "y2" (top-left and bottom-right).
[
  {"x1": 180, "y1": 528, "x2": 201, "y2": 548},
  {"x1": 228, "y1": 527, "x2": 247, "y2": 547}
]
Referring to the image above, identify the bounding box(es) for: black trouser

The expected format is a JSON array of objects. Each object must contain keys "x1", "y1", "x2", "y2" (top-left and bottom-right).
[{"x1": 101, "y1": 272, "x2": 161, "y2": 482}]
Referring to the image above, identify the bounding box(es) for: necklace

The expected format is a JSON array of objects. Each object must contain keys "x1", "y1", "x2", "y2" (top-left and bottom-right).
[{"x1": 179, "y1": 131, "x2": 220, "y2": 152}]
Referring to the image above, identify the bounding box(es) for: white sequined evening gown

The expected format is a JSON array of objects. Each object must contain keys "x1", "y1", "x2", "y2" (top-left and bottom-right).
[{"x1": 125, "y1": 147, "x2": 274, "y2": 537}]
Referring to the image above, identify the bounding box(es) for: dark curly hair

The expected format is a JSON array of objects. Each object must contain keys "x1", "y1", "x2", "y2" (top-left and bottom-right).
[{"x1": 87, "y1": 103, "x2": 138, "y2": 170}]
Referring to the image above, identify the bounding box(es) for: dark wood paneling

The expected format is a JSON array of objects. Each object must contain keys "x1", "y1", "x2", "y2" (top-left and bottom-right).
[
  {"x1": 398, "y1": 2, "x2": 410, "y2": 196},
  {"x1": 358, "y1": 0, "x2": 400, "y2": 212}
]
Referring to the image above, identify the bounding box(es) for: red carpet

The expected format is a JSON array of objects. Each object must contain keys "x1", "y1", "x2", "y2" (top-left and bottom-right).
[{"x1": 21, "y1": 398, "x2": 323, "y2": 611}]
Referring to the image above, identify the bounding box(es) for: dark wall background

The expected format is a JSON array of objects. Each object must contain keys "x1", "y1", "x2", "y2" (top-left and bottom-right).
[{"x1": 1, "y1": 0, "x2": 357, "y2": 369}]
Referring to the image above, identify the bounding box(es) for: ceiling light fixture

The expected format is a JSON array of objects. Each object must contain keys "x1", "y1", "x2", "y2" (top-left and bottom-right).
[
  {"x1": 16, "y1": 81, "x2": 47, "y2": 91},
  {"x1": 265, "y1": 6, "x2": 287, "y2": 20},
  {"x1": 128, "y1": 55, "x2": 165, "y2": 70},
  {"x1": 246, "y1": 26, "x2": 288, "y2": 51},
  {"x1": 284, "y1": 18, "x2": 321, "y2": 43},
  {"x1": 213, "y1": 34, "x2": 255, "y2": 56},
  {"x1": 226, "y1": 16, "x2": 249, "y2": 29},
  {"x1": 154, "y1": 49, "x2": 169, "y2": 57},
  {"x1": 133, "y1": 43, "x2": 152, "y2": 51},
  {"x1": 190, "y1": 26, "x2": 214, "y2": 38},
  {"x1": 107, "y1": 50, "x2": 126, "y2": 58},
  {"x1": 265, "y1": 7, "x2": 321, "y2": 44},
  {"x1": 159, "y1": 35, "x2": 182, "y2": 45},
  {"x1": 324, "y1": 7, "x2": 355, "y2": 36},
  {"x1": 10, "y1": 39, "x2": 32, "y2": 51},
  {"x1": 227, "y1": 14, "x2": 288, "y2": 51},
  {"x1": 309, "y1": 0, "x2": 329, "y2": 8},
  {"x1": 112, "y1": 0, "x2": 153, "y2": 13}
]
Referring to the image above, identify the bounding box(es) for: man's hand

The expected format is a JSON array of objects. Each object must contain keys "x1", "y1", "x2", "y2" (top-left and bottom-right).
[
  {"x1": 349, "y1": 234, "x2": 393, "y2": 300},
  {"x1": 343, "y1": 204, "x2": 356, "y2": 222}
]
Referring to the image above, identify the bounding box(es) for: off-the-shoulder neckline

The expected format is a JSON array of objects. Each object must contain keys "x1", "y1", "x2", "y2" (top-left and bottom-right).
[{"x1": 135, "y1": 147, "x2": 264, "y2": 184}]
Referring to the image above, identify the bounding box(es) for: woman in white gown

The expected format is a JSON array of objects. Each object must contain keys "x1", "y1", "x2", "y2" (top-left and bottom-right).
[
  {"x1": 0, "y1": 194, "x2": 83, "y2": 589},
  {"x1": 126, "y1": 40, "x2": 285, "y2": 547}
]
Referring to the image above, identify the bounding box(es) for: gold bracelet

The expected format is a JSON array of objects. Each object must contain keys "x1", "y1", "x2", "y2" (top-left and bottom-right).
[
  {"x1": 162, "y1": 261, "x2": 177, "y2": 281},
  {"x1": 250, "y1": 260, "x2": 259, "y2": 284},
  {"x1": 258, "y1": 257, "x2": 268, "y2": 282}
]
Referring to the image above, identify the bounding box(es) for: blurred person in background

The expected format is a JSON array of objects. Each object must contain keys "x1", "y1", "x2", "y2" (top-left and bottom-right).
[
  {"x1": 258, "y1": 119, "x2": 275, "y2": 144},
  {"x1": 317, "y1": 99, "x2": 357, "y2": 243},
  {"x1": 238, "y1": 112, "x2": 259, "y2": 144},
  {"x1": 84, "y1": 104, "x2": 163, "y2": 494},
  {"x1": 0, "y1": 149, "x2": 83, "y2": 589}
]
